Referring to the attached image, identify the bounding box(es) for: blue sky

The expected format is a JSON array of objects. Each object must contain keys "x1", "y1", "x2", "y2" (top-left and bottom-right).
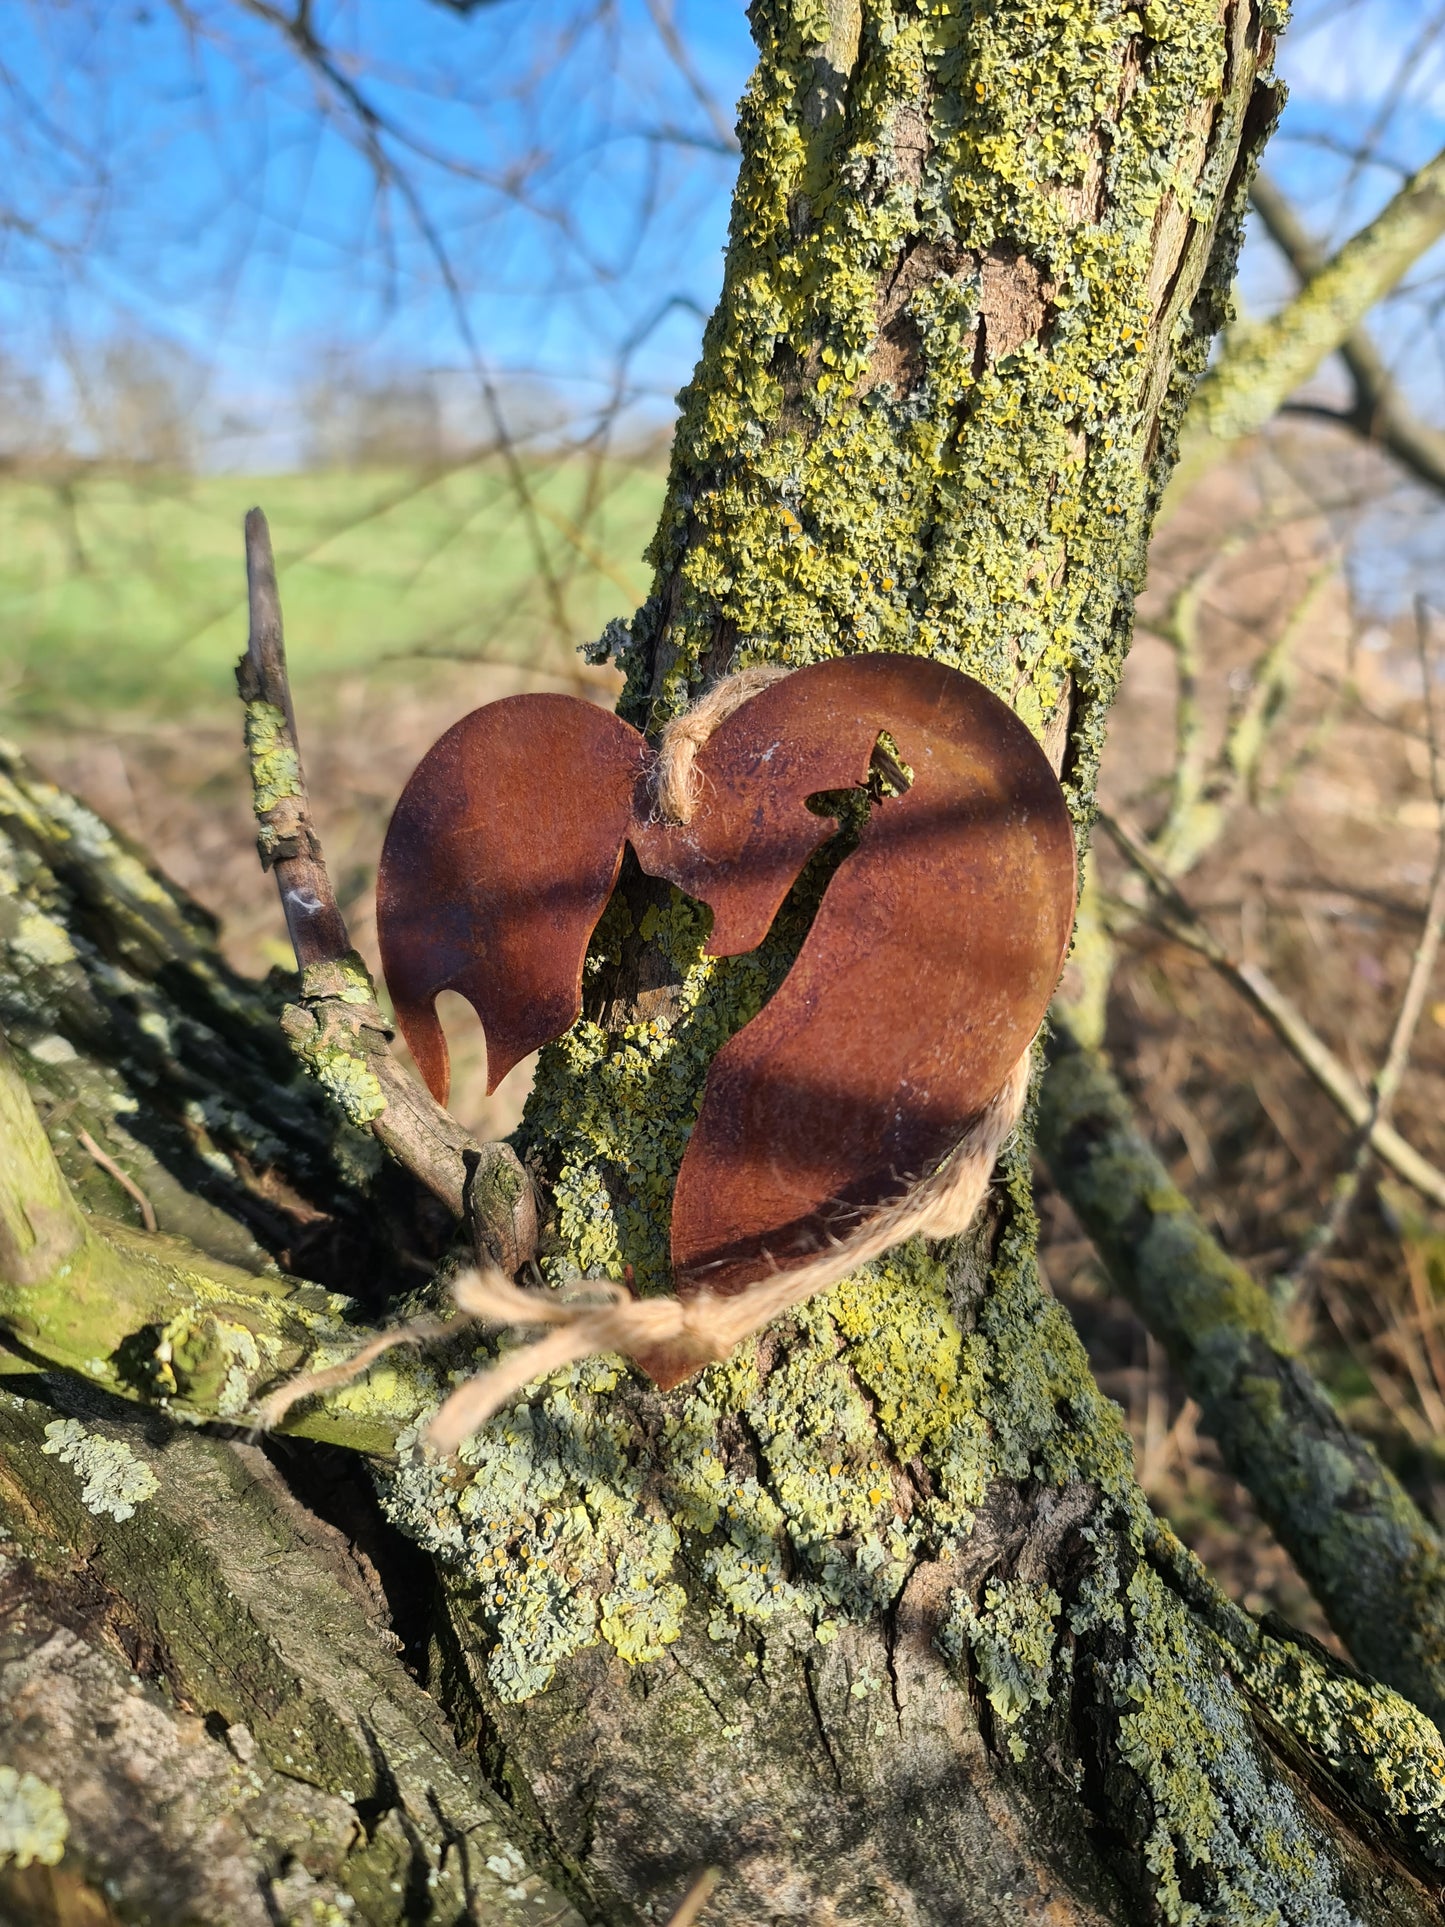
[
  {"x1": 2, "y1": 0, "x2": 1443, "y2": 467},
  {"x1": 1, "y1": 1, "x2": 752, "y2": 454}
]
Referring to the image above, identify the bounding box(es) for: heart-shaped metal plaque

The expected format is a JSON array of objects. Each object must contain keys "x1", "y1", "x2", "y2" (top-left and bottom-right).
[{"x1": 377, "y1": 655, "x2": 1076, "y2": 1302}]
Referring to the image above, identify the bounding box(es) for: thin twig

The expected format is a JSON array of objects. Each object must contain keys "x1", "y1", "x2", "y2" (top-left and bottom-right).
[
  {"x1": 234, "y1": 0, "x2": 579, "y2": 645},
  {"x1": 236, "y1": 508, "x2": 537, "y2": 1270},
  {"x1": 1153, "y1": 546, "x2": 1231, "y2": 873},
  {"x1": 1098, "y1": 811, "x2": 1445, "y2": 1212},
  {"x1": 238, "y1": 508, "x2": 349, "y2": 969},
  {"x1": 1224, "y1": 565, "x2": 1335, "y2": 806},
  {"x1": 643, "y1": 0, "x2": 738, "y2": 151},
  {"x1": 76, "y1": 1127, "x2": 158, "y2": 1233}
]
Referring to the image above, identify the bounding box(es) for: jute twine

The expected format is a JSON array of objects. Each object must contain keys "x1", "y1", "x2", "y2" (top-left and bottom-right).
[
  {"x1": 650, "y1": 661, "x2": 793, "y2": 823},
  {"x1": 257, "y1": 666, "x2": 1037, "y2": 1452}
]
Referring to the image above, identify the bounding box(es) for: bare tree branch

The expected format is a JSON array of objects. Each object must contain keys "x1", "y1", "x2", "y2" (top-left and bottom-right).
[
  {"x1": 642, "y1": 0, "x2": 738, "y2": 154},
  {"x1": 1038, "y1": 1015, "x2": 1445, "y2": 1733},
  {"x1": 1252, "y1": 170, "x2": 1445, "y2": 496},
  {"x1": 1171, "y1": 144, "x2": 1445, "y2": 501},
  {"x1": 237, "y1": 508, "x2": 537, "y2": 1270}
]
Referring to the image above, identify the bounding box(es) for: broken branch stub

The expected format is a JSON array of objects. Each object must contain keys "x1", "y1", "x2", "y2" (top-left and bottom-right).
[
  {"x1": 377, "y1": 654, "x2": 1076, "y2": 1372},
  {"x1": 236, "y1": 508, "x2": 536, "y2": 1272}
]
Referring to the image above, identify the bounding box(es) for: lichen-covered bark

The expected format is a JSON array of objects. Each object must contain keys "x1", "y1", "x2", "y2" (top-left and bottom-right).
[
  {"x1": 387, "y1": 3, "x2": 1445, "y2": 1919},
  {"x1": 0, "y1": 1024, "x2": 422, "y2": 1454},
  {"x1": 0, "y1": 743, "x2": 458, "y2": 1453},
  {"x1": 0, "y1": 1363, "x2": 583, "y2": 1925},
  {"x1": 0, "y1": 741, "x2": 452, "y2": 1302},
  {"x1": 16, "y1": 762, "x2": 1445, "y2": 1922},
  {"x1": 1037, "y1": 1018, "x2": 1445, "y2": 1732}
]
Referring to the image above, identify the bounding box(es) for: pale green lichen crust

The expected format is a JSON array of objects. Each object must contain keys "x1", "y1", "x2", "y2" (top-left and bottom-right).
[
  {"x1": 243, "y1": 699, "x2": 303, "y2": 818},
  {"x1": 40, "y1": 1417, "x2": 158, "y2": 1523},
  {"x1": 279, "y1": 1005, "x2": 388, "y2": 1130},
  {"x1": 278, "y1": 953, "x2": 391, "y2": 1129},
  {"x1": 0, "y1": 1767, "x2": 68, "y2": 1869},
  {"x1": 608, "y1": 0, "x2": 1263, "y2": 778},
  {"x1": 153, "y1": 1311, "x2": 267, "y2": 1420},
  {"x1": 380, "y1": 1134, "x2": 1136, "y2": 1704},
  {"x1": 1245, "y1": 1629, "x2": 1445, "y2": 1856},
  {"x1": 1076, "y1": 1552, "x2": 1368, "y2": 1926},
  {"x1": 940, "y1": 1576, "x2": 1065, "y2": 1758}
]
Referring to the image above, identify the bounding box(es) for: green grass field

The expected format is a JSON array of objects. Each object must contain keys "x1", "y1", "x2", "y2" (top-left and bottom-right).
[{"x1": 0, "y1": 457, "x2": 666, "y2": 730}]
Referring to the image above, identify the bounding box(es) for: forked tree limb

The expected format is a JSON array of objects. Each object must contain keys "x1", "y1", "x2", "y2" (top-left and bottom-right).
[
  {"x1": 236, "y1": 508, "x2": 536, "y2": 1271},
  {"x1": 1250, "y1": 171, "x2": 1445, "y2": 498}
]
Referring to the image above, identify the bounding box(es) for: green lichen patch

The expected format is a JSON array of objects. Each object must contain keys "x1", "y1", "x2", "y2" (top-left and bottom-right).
[
  {"x1": 1243, "y1": 1632, "x2": 1445, "y2": 1861},
  {"x1": 280, "y1": 1002, "x2": 387, "y2": 1129},
  {"x1": 0, "y1": 1767, "x2": 67, "y2": 1869},
  {"x1": 940, "y1": 1575, "x2": 1064, "y2": 1759},
  {"x1": 307, "y1": 1047, "x2": 386, "y2": 1128},
  {"x1": 299, "y1": 953, "x2": 384, "y2": 1012},
  {"x1": 40, "y1": 1417, "x2": 158, "y2": 1523},
  {"x1": 377, "y1": 1184, "x2": 1146, "y2": 1706},
  {"x1": 378, "y1": 1355, "x2": 685, "y2": 1702},
  {"x1": 1093, "y1": 1558, "x2": 1364, "y2": 1926},
  {"x1": 153, "y1": 1309, "x2": 269, "y2": 1419},
  {"x1": 243, "y1": 700, "x2": 303, "y2": 816},
  {"x1": 523, "y1": 881, "x2": 790, "y2": 1294}
]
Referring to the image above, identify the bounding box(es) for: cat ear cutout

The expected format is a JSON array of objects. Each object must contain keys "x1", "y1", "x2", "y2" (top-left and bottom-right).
[{"x1": 376, "y1": 657, "x2": 1076, "y2": 1308}]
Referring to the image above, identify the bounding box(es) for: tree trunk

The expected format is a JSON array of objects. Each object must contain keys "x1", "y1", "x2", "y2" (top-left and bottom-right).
[{"x1": 10, "y1": 3, "x2": 1445, "y2": 1923}]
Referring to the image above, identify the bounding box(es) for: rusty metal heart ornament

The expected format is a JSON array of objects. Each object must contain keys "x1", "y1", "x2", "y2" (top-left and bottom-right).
[{"x1": 377, "y1": 654, "x2": 1075, "y2": 1366}]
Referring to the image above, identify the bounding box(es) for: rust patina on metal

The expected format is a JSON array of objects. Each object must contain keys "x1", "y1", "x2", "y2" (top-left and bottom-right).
[{"x1": 377, "y1": 656, "x2": 1076, "y2": 1334}]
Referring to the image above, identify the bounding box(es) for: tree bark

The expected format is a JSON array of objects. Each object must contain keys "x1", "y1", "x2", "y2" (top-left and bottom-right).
[
  {"x1": 1037, "y1": 1017, "x2": 1445, "y2": 1733},
  {"x1": 0, "y1": 1363, "x2": 583, "y2": 1926},
  {"x1": 407, "y1": 3, "x2": 1445, "y2": 1920},
  {"x1": 11, "y1": 4, "x2": 1445, "y2": 1924}
]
